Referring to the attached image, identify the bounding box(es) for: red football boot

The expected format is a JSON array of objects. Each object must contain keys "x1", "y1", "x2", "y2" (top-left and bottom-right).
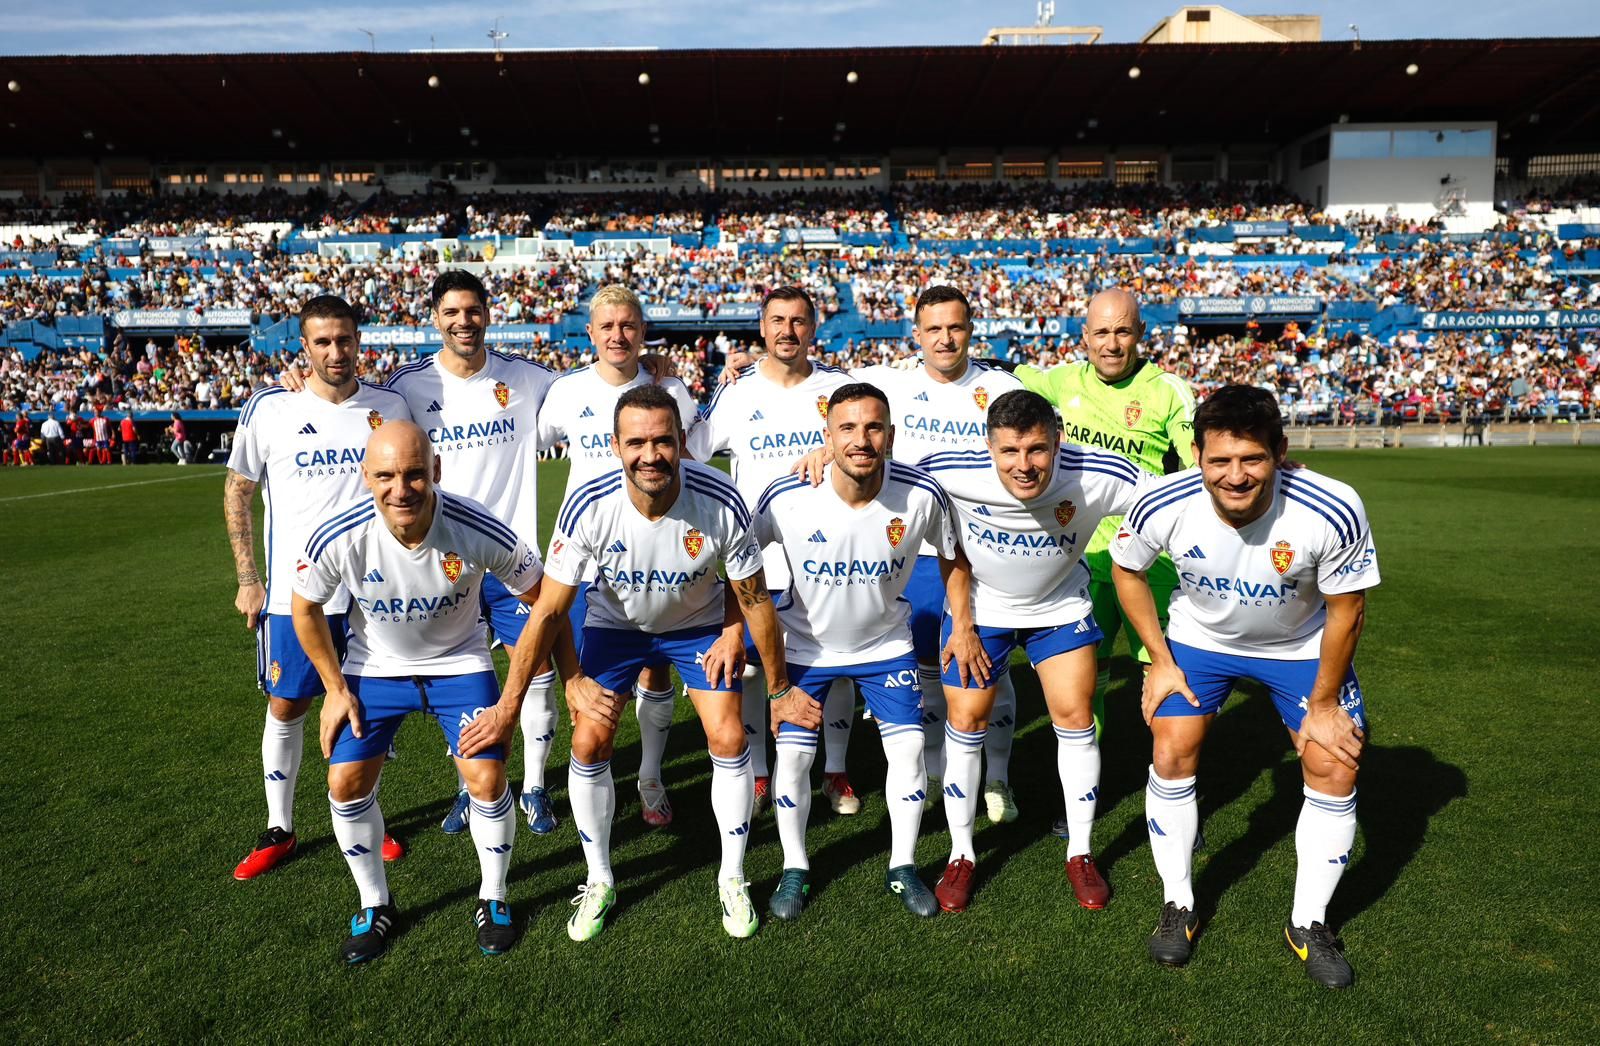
[{"x1": 234, "y1": 827, "x2": 297, "y2": 880}]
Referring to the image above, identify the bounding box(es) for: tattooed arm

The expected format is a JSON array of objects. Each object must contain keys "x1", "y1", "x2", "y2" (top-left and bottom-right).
[
  {"x1": 730, "y1": 571, "x2": 820, "y2": 733},
  {"x1": 224, "y1": 469, "x2": 266, "y2": 629}
]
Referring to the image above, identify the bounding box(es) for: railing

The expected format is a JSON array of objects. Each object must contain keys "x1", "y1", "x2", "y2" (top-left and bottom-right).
[{"x1": 1285, "y1": 422, "x2": 1600, "y2": 449}]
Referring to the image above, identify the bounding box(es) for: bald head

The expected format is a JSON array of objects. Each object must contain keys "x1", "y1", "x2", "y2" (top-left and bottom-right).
[
  {"x1": 363, "y1": 419, "x2": 440, "y2": 539},
  {"x1": 1083, "y1": 288, "x2": 1145, "y2": 384}
]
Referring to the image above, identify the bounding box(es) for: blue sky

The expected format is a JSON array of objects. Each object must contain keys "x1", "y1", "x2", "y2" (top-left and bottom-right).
[{"x1": 2, "y1": 1, "x2": 1597, "y2": 54}]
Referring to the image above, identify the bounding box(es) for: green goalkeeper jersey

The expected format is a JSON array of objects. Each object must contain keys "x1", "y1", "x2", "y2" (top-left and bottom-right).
[{"x1": 1017, "y1": 358, "x2": 1198, "y2": 581}]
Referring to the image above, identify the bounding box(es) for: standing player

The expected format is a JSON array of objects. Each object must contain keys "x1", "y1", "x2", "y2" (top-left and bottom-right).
[
  {"x1": 224, "y1": 294, "x2": 407, "y2": 879},
  {"x1": 537, "y1": 286, "x2": 699, "y2": 828},
  {"x1": 9, "y1": 411, "x2": 32, "y2": 466},
  {"x1": 1014, "y1": 289, "x2": 1196, "y2": 742},
  {"x1": 756, "y1": 383, "x2": 984, "y2": 921},
  {"x1": 90, "y1": 404, "x2": 113, "y2": 465},
  {"x1": 845, "y1": 287, "x2": 1026, "y2": 820},
  {"x1": 293, "y1": 420, "x2": 567, "y2": 962},
  {"x1": 687, "y1": 286, "x2": 860, "y2": 817},
  {"x1": 384, "y1": 271, "x2": 563, "y2": 837},
  {"x1": 919, "y1": 390, "x2": 1144, "y2": 912},
  {"x1": 1110, "y1": 384, "x2": 1377, "y2": 988},
  {"x1": 468, "y1": 384, "x2": 814, "y2": 941}
]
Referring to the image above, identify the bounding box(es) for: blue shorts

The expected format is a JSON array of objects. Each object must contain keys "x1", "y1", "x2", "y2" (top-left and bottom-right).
[
  {"x1": 481, "y1": 573, "x2": 530, "y2": 646},
  {"x1": 1158, "y1": 640, "x2": 1367, "y2": 734},
  {"x1": 329, "y1": 670, "x2": 503, "y2": 764},
  {"x1": 781, "y1": 654, "x2": 924, "y2": 730},
  {"x1": 257, "y1": 612, "x2": 349, "y2": 700},
  {"x1": 581, "y1": 625, "x2": 738, "y2": 694},
  {"x1": 904, "y1": 555, "x2": 946, "y2": 664},
  {"x1": 938, "y1": 612, "x2": 1103, "y2": 689},
  {"x1": 568, "y1": 581, "x2": 591, "y2": 652}
]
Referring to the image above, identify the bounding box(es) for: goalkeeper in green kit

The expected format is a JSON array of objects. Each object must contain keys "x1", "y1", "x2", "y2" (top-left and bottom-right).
[{"x1": 1010, "y1": 289, "x2": 1197, "y2": 743}]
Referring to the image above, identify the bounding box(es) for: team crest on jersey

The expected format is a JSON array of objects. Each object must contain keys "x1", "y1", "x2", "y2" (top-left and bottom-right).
[
  {"x1": 268, "y1": 660, "x2": 282, "y2": 687},
  {"x1": 550, "y1": 538, "x2": 564, "y2": 557},
  {"x1": 493, "y1": 381, "x2": 510, "y2": 409},
  {"x1": 1054, "y1": 500, "x2": 1076, "y2": 527},
  {"x1": 683, "y1": 528, "x2": 705, "y2": 559},
  {"x1": 973, "y1": 387, "x2": 989, "y2": 410},
  {"x1": 1270, "y1": 540, "x2": 1295, "y2": 575},
  {"x1": 886, "y1": 516, "x2": 907, "y2": 548},
  {"x1": 1124, "y1": 400, "x2": 1143, "y2": 428},
  {"x1": 816, "y1": 395, "x2": 830, "y2": 420},
  {"x1": 441, "y1": 551, "x2": 464, "y2": 583},
  {"x1": 366, "y1": 410, "x2": 384, "y2": 430}
]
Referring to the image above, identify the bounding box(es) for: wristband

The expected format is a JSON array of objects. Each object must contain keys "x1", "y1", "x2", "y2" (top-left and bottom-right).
[{"x1": 768, "y1": 685, "x2": 792, "y2": 702}]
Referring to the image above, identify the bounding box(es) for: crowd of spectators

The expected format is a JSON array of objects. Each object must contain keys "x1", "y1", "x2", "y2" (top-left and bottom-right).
[
  {"x1": 715, "y1": 189, "x2": 892, "y2": 242},
  {"x1": 542, "y1": 191, "x2": 706, "y2": 234}
]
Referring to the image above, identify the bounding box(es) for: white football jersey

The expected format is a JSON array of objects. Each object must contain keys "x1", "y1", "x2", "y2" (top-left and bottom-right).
[
  {"x1": 545, "y1": 460, "x2": 762, "y2": 634},
  {"x1": 754, "y1": 461, "x2": 959, "y2": 668},
  {"x1": 295, "y1": 492, "x2": 543, "y2": 676},
  {"x1": 687, "y1": 359, "x2": 854, "y2": 589},
  {"x1": 852, "y1": 358, "x2": 1025, "y2": 468},
  {"x1": 919, "y1": 445, "x2": 1144, "y2": 628},
  {"x1": 1110, "y1": 466, "x2": 1380, "y2": 659},
  {"x1": 537, "y1": 365, "x2": 698, "y2": 502},
  {"x1": 227, "y1": 381, "x2": 410, "y2": 615},
  {"x1": 852, "y1": 358, "x2": 1023, "y2": 556},
  {"x1": 386, "y1": 350, "x2": 556, "y2": 546}
]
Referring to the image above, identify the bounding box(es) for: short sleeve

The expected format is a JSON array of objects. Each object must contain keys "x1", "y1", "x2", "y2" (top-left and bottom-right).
[
  {"x1": 227, "y1": 402, "x2": 267, "y2": 481},
  {"x1": 543, "y1": 522, "x2": 590, "y2": 588},
  {"x1": 293, "y1": 546, "x2": 342, "y2": 604},
  {"x1": 534, "y1": 395, "x2": 567, "y2": 452},
  {"x1": 721, "y1": 500, "x2": 764, "y2": 582},
  {"x1": 1315, "y1": 488, "x2": 1380, "y2": 594},
  {"x1": 490, "y1": 536, "x2": 544, "y2": 597},
  {"x1": 1109, "y1": 515, "x2": 1163, "y2": 573},
  {"x1": 685, "y1": 415, "x2": 721, "y2": 461},
  {"x1": 1015, "y1": 364, "x2": 1051, "y2": 397},
  {"x1": 669, "y1": 380, "x2": 699, "y2": 430},
  {"x1": 926, "y1": 490, "x2": 960, "y2": 560}
]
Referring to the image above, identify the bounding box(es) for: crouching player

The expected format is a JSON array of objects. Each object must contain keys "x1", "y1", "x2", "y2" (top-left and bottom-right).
[
  {"x1": 1111, "y1": 384, "x2": 1378, "y2": 988},
  {"x1": 463, "y1": 384, "x2": 819, "y2": 942},
  {"x1": 919, "y1": 390, "x2": 1146, "y2": 912},
  {"x1": 755, "y1": 383, "x2": 986, "y2": 920},
  {"x1": 292, "y1": 420, "x2": 573, "y2": 963}
]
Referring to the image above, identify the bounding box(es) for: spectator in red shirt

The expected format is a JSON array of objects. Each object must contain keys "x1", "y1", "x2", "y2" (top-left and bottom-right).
[{"x1": 120, "y1": 411, "x2": 139, "y2": 465}]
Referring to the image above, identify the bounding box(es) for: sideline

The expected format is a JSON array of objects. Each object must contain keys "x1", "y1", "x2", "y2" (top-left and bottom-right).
[{"x1": 0, "y1": 468, "x2": 223, "y2": 503}]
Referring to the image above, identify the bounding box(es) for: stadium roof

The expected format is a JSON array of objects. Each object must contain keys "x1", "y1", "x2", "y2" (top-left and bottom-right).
[{"x1": 2, "y1": 38, "x2": 1598, "y2": 163}]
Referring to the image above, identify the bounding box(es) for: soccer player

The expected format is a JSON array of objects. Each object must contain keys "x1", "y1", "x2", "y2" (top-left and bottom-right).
[
  {"x1": 293, "y1": 420, "x2": 565, "y2": 962},
  {"x1": 756, "y1": 382, "x2": 983, "y2": 921},
  {"x1": 224, "y1": 294, "x2": 408, "y2": 879},
  {"x1": 537, "y1": 286, "x2": 699, "y2": 828},
  {"x1": 798, "y1": 287, "x2": 1026, "y2": 820},
  {"x1": 919, "y1": 390, "x2": 1145, "y2": 912},
  {"x1": 465, "y1": 384, "x2": 815, "y2": 942},
  {"x1": 89, "y1": 404, "x2": 113, "y2": 465},
  {"x1": 687, "y1": 286, "x2": 860, "y2": 817},
  {"x1": 385, "y1": 271, "x2": 563, "y2": 836},
  {"x1": 10, "y1": 411, "x2": 32, "y2": 466},
  {"x1": 1110, "y1": 384, "x2": 1377, "y2": 988},
  {"x1": 1013, "y1": 289, "x2": 1197, "y2": 741}
]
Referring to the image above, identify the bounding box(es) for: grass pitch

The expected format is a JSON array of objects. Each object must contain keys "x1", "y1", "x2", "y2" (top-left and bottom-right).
[{"x1": 1, "y1": 447, "x2": 1596, "y2": 1044}]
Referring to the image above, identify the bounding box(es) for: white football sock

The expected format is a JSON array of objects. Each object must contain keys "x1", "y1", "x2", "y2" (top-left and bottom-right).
[
  {"x1": 1145, "y1": 766, "x2": 1198, "y2": 910},
  {"x1": 1292, "y1": 786, "x2": 1358, "y2": 928},
  {"x1": 942, "y1": 722, "x2": 985, "y2": 864},
  {"x1": 330, "y1": 785, "x2": 388, "y2": 908},
  {"x1": 634, "y1": 684, "x2": 675, "y2": 783},
  {"x1": 468, "y1": 785, "x2": 515, "y2": 902},
  {"x1": 984, "y1": 673, "x2": 1017, "y2": 787},
  {"x1": 1055, "y1": 724, "x2": 1101, "y2": 859},
  {"x1": 710, "y1": 747, "x2": 754, "y2": 880},
  {"x1": 262, "y1": 709, "x2": 305, "y2": 832},
  {"x1": 568, "y1": 755, "x2": 615, "y2": 886},
  {"x1": 520, "y1": 672, "x2": 557, "y2": 791},
  {"x1": 822, "y1": 678, "x2": 856, "y2": 775},
  {"x1": 880, "y1": 723, "x2": 927, "y2": 869},
  {"x1": 740, "y1": 668, "x2": 770, "y2": 778},
  {"x1": 773, "y1": 726, "x2": 817, "y2": 870},
  {"x1": 917, "y1": 665, "x2": 945, "y2": 778}
]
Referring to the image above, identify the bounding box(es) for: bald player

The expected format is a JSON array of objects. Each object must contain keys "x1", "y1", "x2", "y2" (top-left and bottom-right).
[{"x1": 293, "y1": 420, "x2": 570, "y2": 962}]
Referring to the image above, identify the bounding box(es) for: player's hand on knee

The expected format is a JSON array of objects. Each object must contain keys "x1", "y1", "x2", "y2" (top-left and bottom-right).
[
  {"x1": 277, "y1": 365, "x2": 308, "y2": 392},
  {"x1": 770, "y1": 687, "x2": 821, "y2": 735},
  {"x1": 319, "y1": 687, "x2": 361, "y2": 758},
  {"x1": 459, "y1": 701, "x2": 515, "y2": 759},
  {"x1": 941, "y1": 629, "x2": 991, "y2": 689},
  {"x1": 1297, "y1": 704, "x2": 1365, "y2": 770},
  {"x1": 1142, "y1": 662, "x2": 1196, "y2": 726},
  {"x1": 791, "y1": 446, "x2": 833, "y2": 487},
  {"x1": 701, "y1": 634, "x2": 746, "y2": 690},
  {"x1": 566, "y1": 675, "x2": 624, "y2": 729}
]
